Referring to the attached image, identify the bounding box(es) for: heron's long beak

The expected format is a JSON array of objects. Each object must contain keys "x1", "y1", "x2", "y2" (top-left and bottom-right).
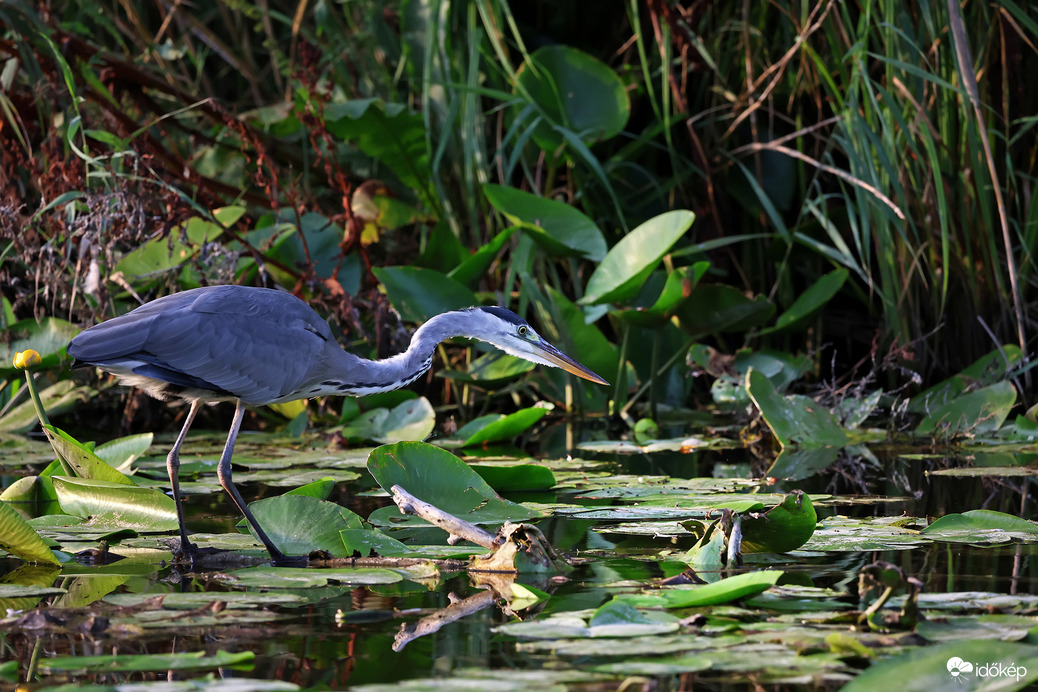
[{"x1": 536, "y1": 341, "x2": 609, "y2": 385}]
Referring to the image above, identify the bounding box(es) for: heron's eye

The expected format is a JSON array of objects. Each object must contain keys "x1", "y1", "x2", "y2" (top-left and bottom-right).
[{"x1": 517, "y1": 325, "x2": 529, "y2": 337}]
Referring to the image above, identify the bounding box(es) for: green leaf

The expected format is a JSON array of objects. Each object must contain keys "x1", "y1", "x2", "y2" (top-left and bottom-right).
[
  {"x1": 367, "y1": 441, "x2": 541, "y2": 527},
  {"x1": 470, "y1": 464, "x2": 557, "y2": 492},
  {"x1": 914, "y1": 381, "x2": 1016, "y2": 438},
  {"x1": 39, "y1": 650, "x2": 255, "y2": 674},
  {"x1": 759, "y1": 269, "x2": 848, "y2": 335},
  {"x1": 841, "y1": 640, "x2": 1038, "y2": 692},
  {"x1": 582, "y1": 210, "x2": 696, "y2": 305},
  {"x1": 340, "y1": 528, "x2": 414, "y2": 557},
  {"x1": 373, "y1": 266, "x2": 478, "y2": 322},
  {"x1": 284, "y1": 477, "x2": 337, "y2": 500},
  {"x1": 745, "y1": 369, "x2": 849, "y2": 449},
  {"x1": 247, "y1": 495, "x2": 364, "y2": 558},
  {"x1": 340, "y1": 397, "x2": 436, "y2": 444},
  {"x1": 674, "y1": 284, "x2": 775, "y2": 335},
  {"x1": 740, "y1": 491, "x2": 817, "y2": 553},
  {"x1": 621, "y1": 570, "x2": 784, "y2": 608},
  {"x1": 456, "y1": 405, "x2": 551, "y2": 447},
  {"x1": 613, "y1": 263, "x2": 709, "y2": 327},
  {"x1": 51, "y1": 476, "x2": 178, "y2": 531},
  {"x1": 484, "y1": 185, "x2": 606, "y2": 261},
  {"x1": 516, "y1": 45, "x2": 630, "y2": 151},
  {"x1": 441, "y1": 350, "x2": 536, "y2": 387},
  {"x1": 94, "y1": 433, "x2": 153, "y2": 471},
  {"x1": 43, "y1": 425, "x2": 134, "y2": 484},
  {"x1": 0, "y1": 499, "x2": 61, "y2": 564},
  {"x1": 0, "y1": 380, "x2": 94, "y2": 434},
  {"x1": 0, "y1": 317, "x2": 80, "y2": 376},
  {"x1": 907, "y1": 346, "x2": 1022, "y2": 414},
  {"x1": 449, "y1": 227, "x2": 519, "y2": 286},
  {"x1": 920, "y1": 509, "x2": 1038, "y2": 542},
  {"x1": 325, "y1": 98, "x2": 436, "y2": 211}
]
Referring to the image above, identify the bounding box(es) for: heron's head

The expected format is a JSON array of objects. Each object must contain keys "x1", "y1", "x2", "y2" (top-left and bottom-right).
[{"x1": 461, "y1": 306, "x2": 609, "y2": 385}]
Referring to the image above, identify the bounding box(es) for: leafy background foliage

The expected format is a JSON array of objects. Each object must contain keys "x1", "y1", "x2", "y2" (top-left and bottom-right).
[{"x1": 2, "y1": 0, "x2": 1037, "y2": 425}]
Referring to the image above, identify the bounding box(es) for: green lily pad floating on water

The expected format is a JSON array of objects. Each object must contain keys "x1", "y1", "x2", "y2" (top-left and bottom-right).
[
  {"x1": 617, "y1": 570, "x2": 784, "y2": 609},
  {"x1": 920, "y1": 509, "x2": 1038, "y2": 543},
  {"x1": 366, "y1": 441, "x2": 542, "y2": 530},
  {"x1": 37, "y1": 649, "x2": 255, "y2": 674},
  {"x1": 841, "y1": 639, "x2": 1038, "y2": 692},
  {"x1": 246, "y1": 494, "x2": 364, "y2": 557}
]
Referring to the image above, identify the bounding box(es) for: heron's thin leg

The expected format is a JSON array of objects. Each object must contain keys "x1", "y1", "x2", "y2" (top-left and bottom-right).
[
  {"x1": 217, "y1": 399, "x2": 301, "y2": 566},
  {"x1": 167, "y1": 400, "x2": 201, "y2": 554}
]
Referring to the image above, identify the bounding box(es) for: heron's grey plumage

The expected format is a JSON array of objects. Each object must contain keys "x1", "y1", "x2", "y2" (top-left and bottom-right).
[{"x1": 67, "y1": 285, "x2": 606, "y2": 565}]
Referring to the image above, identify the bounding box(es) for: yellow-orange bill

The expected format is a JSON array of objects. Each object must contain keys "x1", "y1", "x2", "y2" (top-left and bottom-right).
[{"x1": 536, "y1": 341, "x2": 609, "y2": 385}]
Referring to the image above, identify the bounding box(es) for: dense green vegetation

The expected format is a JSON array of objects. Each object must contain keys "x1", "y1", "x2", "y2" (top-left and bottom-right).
[{"x1": 2, "y1": 1, "x2": 1038, "y2": 689}]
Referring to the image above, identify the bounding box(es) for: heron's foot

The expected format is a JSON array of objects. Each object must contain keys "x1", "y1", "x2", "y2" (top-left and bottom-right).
[{"x1": 269, "y1": 552, "x2": 309, "y2": 568}]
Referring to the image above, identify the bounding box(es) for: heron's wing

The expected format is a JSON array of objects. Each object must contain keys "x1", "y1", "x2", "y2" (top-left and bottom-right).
[{"x1": 68, "y1": 286, "x2": 336, "y2": 404}]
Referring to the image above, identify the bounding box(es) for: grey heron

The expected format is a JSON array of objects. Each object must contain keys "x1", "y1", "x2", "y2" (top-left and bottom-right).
[{"x1": 67, "y1": 285, "x2": 607, "y2": 566}]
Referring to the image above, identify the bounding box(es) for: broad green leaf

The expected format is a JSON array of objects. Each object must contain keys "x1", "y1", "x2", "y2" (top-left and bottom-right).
[
  {"x1": 449, "y1": 227, "x2": 519, "y2": 286},
  {"x1": 674, "y1": 284, "x2": 775, "y2": 335},
  {"x1": 619, "y1": 570, "x2": 784, "y2": 608},
  {"x1": 582, "y1": 210, "x2": 696, "y2": 305},
  {"x1": 471, "y1": 464, "x2": 557, "y2": 492},
  {"x1": 0, "y1": 499, "x2": 60, "y2": 564},
  {"x1": 484, "y1": 185, "x2": 606, "y2": 261},
  {"x1": 367, "y1": 441, "x2": 541, "y2": 527},
  {"x1": 456, "y1": 405, "x2": 551, "y2": 447},
  {"x1": 746, "y1": 369, "x2": 848, "y2": 449},
  {"x1": 740, "y1": 492, "x2": 817, "y2": 553},
  {"x1": 373, "y1": 266, "x2": 478, "y2": 322},
  {"x1": 325, "y1": 98, "x2": 436, "y2": 211},
  {"x1": 341, "y1": 397, "x2": 436, "y2": 444},
  {"x1": 0, "y1": 317, "x2": 79, "y2": 376},
  {"x1": 114, "y1": 208, "x2": 240, "y2": 280},
  {"x1": 441, "y1": 350, "x2": 536, "y2": 386},
  {"x1": 94, "y1": 433, "x2": 153, "y2": 471},
  {"x1": 285, "y1": 477, "x2": 336, "y2": 500},
  {"x1": 759, "y1": 269, "x2": 849, "y2": 335},
  {"x1": 247, "y1": 495, "x2": 364, "y2": 557},
  {"x1": 841, "y1": 640, "x2": 1038, "y2": 692},
  {"x1": 0, "y1": 380, "x2": 94, "y2": 433},
  {"x1": 39, "y1": 650, "x2": 254, "y2": 674},
  {"x1": 613, "y1": 263, "x2": 709, "y2": 327},
  {"x1": 43, "y1": 425, "x2": 134, "y2": 484},
  {"x1": 920, "y1": 509, "x2": 1038, "y2": 541},
  {"x1": 51, "y1": 476, "x2": 178, "y2": 530},
  {"x1": 907, "y1": 346, "x2": 1022, "y2": 414},
  {"x1": 340, "y1": 528, "x2": 413, "y2": 557},
  {"x1": 915, "y1": 381, "x2": 1016, "y2": 438},
  {"x1": 515, "y1": 45, "x2": 629, "y2": 151},
  {"x1": 0, "y1": 475, "x2": 61, "y2": 517},
  {"x1": 765, "y1": 446, "x2": 841, "y2": 481}
]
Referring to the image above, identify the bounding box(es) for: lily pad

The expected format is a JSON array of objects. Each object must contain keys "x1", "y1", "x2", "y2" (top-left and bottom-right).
[
  {"x1": 366, "y1": 441, "x2": 541, "y2": 528},
  {"x1": 247, "y1": 495, "x2": 364, "y2": 557},
  {"x1": 915, "y1": 381, "x2": 1016, "y2": 438},
  {"x1": 0, "y1": 500, "x2": 60, "y2": 564},
  {"x1": 51, "y1": 476, "x2": 178, "y2": 531}
]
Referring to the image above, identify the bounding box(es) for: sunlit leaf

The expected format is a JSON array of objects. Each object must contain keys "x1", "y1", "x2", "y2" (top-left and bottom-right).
[
  {"x1": 740, "y1": 492, "x2": 817, "y2": 553},
  {"x1": 247, "y1": 495, "x2": 364, "y2": 557},
  {"x1": 619, "y1": 570, "x2": 784, "y2": 608},
  {"x1": 39, "y1": 650, "x2": 254, "y2": 674},
  {"x1": 51, "y1": 476, "x2": 178, "y2": 531},
  {"x1": 470, "y1": 464, "x2": 557, "y2": 492},
  {"x1": 453, "y1": 405, "x2": 551, "y2": 447},
  {"x1": 582, "y1": 210, "x2": 695, "y2": 305},
  {"x1": 484, "y1": 185, "x2": 606, "y2": 261},
  {"x1": 94, "y1": 433, "x2": 153, "y2": 472},
  {"x1": 367, "y1": 441, "x2": 541, "y2": 527},
  {"x1": 341, "y1": 397, "x2": 436, "y2": 444},
  {"x1": 0, "y1": 499, "x2": 60, "y2": 564},
  {"x1": 920, "y1": 509, "x2": 1038, "y2": 542}
]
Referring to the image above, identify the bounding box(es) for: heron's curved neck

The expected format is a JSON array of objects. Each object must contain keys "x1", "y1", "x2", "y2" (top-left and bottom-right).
[{"x1": 325, "y1": 312, "x2": 467, "y2": 396}]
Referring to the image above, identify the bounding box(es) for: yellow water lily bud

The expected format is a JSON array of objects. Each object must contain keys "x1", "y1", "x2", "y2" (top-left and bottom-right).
[{"x1": 13, "y1": 349, "x2": 43, "y2": 370}]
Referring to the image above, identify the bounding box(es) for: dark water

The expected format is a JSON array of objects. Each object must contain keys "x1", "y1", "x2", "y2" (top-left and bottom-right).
[{"x1": 2, "y1": 440, "x2": 1035, "y2": 690}]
